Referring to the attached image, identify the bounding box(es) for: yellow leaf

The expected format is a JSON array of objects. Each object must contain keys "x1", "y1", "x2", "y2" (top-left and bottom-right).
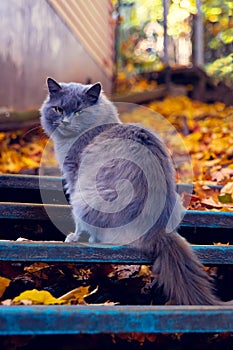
[
  {"x1": 59, "y1": 286, "x2": 95, "y2": 304},
  {"x1": 13, "y1": 289, "x2": 65, "y2": 305},
  {"x1": 24, "y1": 262, "x2": 49, "y2": 273},
  {"x1": 138, "y1": 265, "x2": 151, "y2": 277},
  {"x1": 0, "y1": 276, "x2": 11, "y2": 298},
  {"x1": 221, "y1": 182, "x2": 233, "y2": 198}
]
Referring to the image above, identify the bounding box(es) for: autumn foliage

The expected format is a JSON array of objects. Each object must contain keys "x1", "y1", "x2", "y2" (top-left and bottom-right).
[{"x1": 1, "y1": 95, "x2": 233, "y2": 211}]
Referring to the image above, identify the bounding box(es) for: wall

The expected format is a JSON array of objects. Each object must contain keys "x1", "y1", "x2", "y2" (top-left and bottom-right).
[{"x1": 0, "y1": 0, "x2": 113, "y2": 110}]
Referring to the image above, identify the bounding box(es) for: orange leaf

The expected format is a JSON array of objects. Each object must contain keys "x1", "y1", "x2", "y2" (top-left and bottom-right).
[{"x1": 0, "y1": 276, "x2": 11, "y2": 298}]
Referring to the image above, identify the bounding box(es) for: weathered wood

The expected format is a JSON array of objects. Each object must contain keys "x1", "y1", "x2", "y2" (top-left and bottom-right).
[
  {"x1": 0, "y1": 174, "x2": 221, "y2": 197},
  {"x1": 0, "y1": 174, "x2": 233, "y2": 337},
  {"x1": 0, "y1": 241, "x2": 232, "y2": 264},
  {"x1": 182, "y1": 210, "x2": 233, "y2": 229},
  {"x1": 0, "y1": 111, "x2": 39, "y2": 131},
  {"x1": 1, "y1": 202, "x2": 233, "y2": 229},
  {"x1": 112, "y1": 85, "x2": 166, "y2": 104},
  {"x1": 0, "y1": 174, "x2": 62, "y2": 190},
  {"x1": 0, "y1": 305, "x2": 233, "y2": 335},
  {"x1": 0, "y1": 202, "x2": 72, "y2": 221},
  {"x1": 0, "y1": 174, "x2": 66, "y2": 204}
]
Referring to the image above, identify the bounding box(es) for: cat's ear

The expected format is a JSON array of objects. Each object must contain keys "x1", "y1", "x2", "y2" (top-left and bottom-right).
[
  {"x1": 47, "y1": 77, "x2": 62, "y2": 94},
  {"x1": 85, "y1": 83, "x2": 101, "y2": 103}
]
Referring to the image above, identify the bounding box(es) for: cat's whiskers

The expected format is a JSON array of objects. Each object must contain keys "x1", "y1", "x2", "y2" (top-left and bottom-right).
[
  {"x1": 22, "y1": 125, "x2": 42, "y2": 138},
  {"x1": 52, "y1": 120, "x2": 60, "y2": 126}
]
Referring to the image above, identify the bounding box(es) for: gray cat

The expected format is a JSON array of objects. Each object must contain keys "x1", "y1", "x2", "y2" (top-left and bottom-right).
[{"x1": 40, "y1": 77, "x2": 224, "y2": 305}]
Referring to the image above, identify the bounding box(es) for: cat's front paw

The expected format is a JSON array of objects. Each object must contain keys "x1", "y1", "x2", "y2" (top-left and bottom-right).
[{"x1": 65, "y1": 232, "x2": 80, "y2": 242}]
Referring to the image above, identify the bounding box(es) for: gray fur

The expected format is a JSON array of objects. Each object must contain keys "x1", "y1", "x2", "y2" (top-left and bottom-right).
[{"x1": 40, "y1": 77, "x2": 226, "y2": 305}]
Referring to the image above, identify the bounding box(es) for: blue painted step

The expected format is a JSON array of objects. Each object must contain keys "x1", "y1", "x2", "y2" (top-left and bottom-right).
[
  {"x1": 1, "y1": 305, "x2": 233, "y2": 335},
  {"x1": 1, "y1": 174, "x2": 232, "y2": 229},
  {"x1": 0, "y1": 241, "x2": 232, "y2": 264}
]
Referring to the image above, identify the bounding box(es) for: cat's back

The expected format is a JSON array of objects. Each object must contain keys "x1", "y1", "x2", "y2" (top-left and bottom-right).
[
  {"x1": 82, "y1": 123, "x2": 172, "y2": 170},
  {"x1": 94, "y1": 123, "x2": 162, "y2": 147},
  {"x1": 76, "y1": 122, "x2": 175, "y2": 205}
]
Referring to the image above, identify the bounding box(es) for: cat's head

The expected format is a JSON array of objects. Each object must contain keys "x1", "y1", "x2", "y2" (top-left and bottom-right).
[{"x1": 40, "y1": 78, "x2": 118, "y2": 138}]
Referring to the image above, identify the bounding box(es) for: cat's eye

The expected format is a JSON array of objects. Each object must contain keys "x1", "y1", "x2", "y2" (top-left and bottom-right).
[
  {"x1": 75, "y1": 110, "x2": 83, "y2": 116},
  {"x1": 53, "y1": 106, "x2": 63, "y2": 115}
]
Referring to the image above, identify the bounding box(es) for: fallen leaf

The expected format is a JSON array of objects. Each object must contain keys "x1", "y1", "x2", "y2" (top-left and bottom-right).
[
  {"x1": 213, "y1": 242, "x2": 230, "y2": 246},
  {"x1": 14, "y1": 299, "x2": 33, "y2": 305},
  {"x1": 201, "y1": 198, "x2": 223, "y2": 209},
  {"x1": 24, "y1": 262, "x2": 50, "y2": 273},
  {"x1": 138, "y1": 265, "x2": 151, "y2": 277},
  {"x1": 13, "y1": 289, "x2": 65, "y2": 305},
  {"x1": 220, "y1": 182, "x2": 233, "y2": 198},
  {"x1": 108, "y1": 265, "x2": 140, "y2": 279},
  {"x1": 211, "y1": 167, "x2": 233, "y2": 184},
  {"x1": 218, "y1": 193, "x2": 233, "y2": 204},
  {"x1": 0, "y1": 276, "x2": 11, "y2": 298},
  {"x1": 1, "y1": 299, "x2": 13, "y2": 306},
  {"x1": 58, "y1": 286, "x2": 94, "y2": 304}
]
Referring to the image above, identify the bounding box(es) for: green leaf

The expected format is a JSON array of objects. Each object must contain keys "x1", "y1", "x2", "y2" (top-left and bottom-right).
[
  {"x1": 218, "y1": 193, "x2": 233, "y2": 204},
  {"x1": 220, "y1": 28, "x2": 233, "y2": 44}
]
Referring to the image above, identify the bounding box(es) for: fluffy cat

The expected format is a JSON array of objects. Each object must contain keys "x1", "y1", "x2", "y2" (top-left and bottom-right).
[{"x1": 40, "y1": 77, "x2": 224, "y2": 305}]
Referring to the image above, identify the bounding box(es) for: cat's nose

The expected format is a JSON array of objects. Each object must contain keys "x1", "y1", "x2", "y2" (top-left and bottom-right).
[{"x1": 62, "y1": 116, "x2": 70, "y2": 126}]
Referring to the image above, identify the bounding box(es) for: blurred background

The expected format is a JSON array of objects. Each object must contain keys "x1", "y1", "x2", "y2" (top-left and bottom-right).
[{"x1": 0, "y1": 0, "x2": 232, "y2": 109}]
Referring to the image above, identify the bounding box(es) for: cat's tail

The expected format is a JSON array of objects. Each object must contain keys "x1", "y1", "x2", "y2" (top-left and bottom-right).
[{"x1": 151, "y1": 231, "x2": 224, "y2": 305}]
